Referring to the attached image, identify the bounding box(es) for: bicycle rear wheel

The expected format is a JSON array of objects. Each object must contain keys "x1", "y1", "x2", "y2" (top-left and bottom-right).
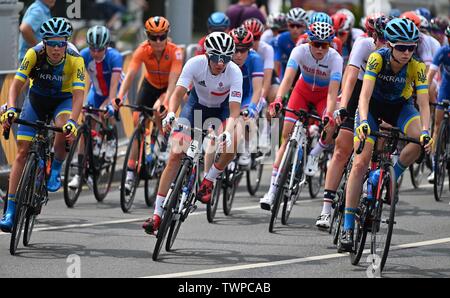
[
  {"x1": 370, "y1": 165, "x2": 396, "y2": 274},
  {"x1": 269, "y1": 144, "x2": 293, "y2": 233},
  {"x1": 350, "y1": 198, "x2": 369, "y2": 265},
  {"x1": 409, "y1": 160, "x2": 427, "y2": 189},
  {"x1": 63, "y1": 126, "x2": 88, "y2": 208},
  {"x1": 434, "y1": 122, "x2": 448, "y2": 201},
  {"x1": 308, "y1": 153, "x2": 326, "y2": 198},
  {"x1": 152, "y1": 161, "x2": 190, "y2": 261},
  {"x1": 246, "y1": 152, "x2": 264, "y2": 196},
  {"x1": 207, "y1": 174, "x2": 222, "y2": 223},
  {"x1": 93, "y1": 126, "x2": 118, "y2": 201},
  {"x1": 120, "y1": 128, "x2": 142, "y2": 213},
  {"x1": 10, "y1": 154, "x2": 37, "y2": 255},
  {"x1": 223, "y1": 161, "x2": 241, "y2": 216}
]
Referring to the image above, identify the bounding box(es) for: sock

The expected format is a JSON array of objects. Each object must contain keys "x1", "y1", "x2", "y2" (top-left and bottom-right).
[
  {"x1": 322, "y1": 189, "x2": 336, "y2": 215},
  {"x1": 393, "y1": 161, "x2": 407, "y2": 181},
  {"x1": 51, "y1": 158, "x2": 64, "y2": 174},
  {"x1": 269, "y1": 167, "x2": 279, "y2": 194},
  {"x1": 344, "y1": 208, "x2": 358, "y2": 231},
  {"x1": 205, "y1": 163, "x2": 224, "y2": 182},
  {"x1": 154, "y1": 194, "x2": 165, "y2": 217},
  {"x1": 5, "y1": 194, "x2": 16, "y2": 215},
  {"x1": 310, "y1": 139, "x2": 329, "y2": 157}
]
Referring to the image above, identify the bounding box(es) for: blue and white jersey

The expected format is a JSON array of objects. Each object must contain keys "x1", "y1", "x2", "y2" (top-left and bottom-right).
[
  {"x1": 240, "y1": 50, "x2": 264, "y2": 107},
  {"x1": 81, "y1": 47, "x2": 124, "y2": 97},
  {"x1": 274, "y1": 31, "x2": 297, "y2": 79}
]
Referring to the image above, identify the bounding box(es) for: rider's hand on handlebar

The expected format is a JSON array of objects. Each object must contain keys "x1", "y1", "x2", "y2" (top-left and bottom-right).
[
  {"x1": 1, "y1": 107, "x2": 18, "y2": 130},
  {"x1": 356, "y1": 120, "x2": 370, "y2": 141},
  {"x1": 420, "y1": 130, "x2": 433, "y2": 154},
  {"x1": 105, "y1": 104, "x2": 115, "y2": 118},
  {"x1": 333, "y1": 108, "x2": 348, "y2": 126},
  {"x1": 322, "y1": 111, "x2": 334, "y2": 128},
  {"x1": 247, "y1": 102, "x2": 258, "y2": 119},
  {"x1": 63, "y1": 119, "x2": 78, "y2": 142},
  {"x1": 268, "y1": 97, "x2": 283, "y2": 118},
  {"x1": 113, "y1": 97, "x2": 122, "y2": 110},
  {"x1": 217, "y1": 131, "x2": 232, "y2": 152},
  {"x1": 162, "y1": 112, "x2": 176, "y2": 134}
]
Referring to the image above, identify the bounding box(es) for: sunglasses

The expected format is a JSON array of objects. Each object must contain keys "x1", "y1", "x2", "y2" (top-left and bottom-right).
[
  {"x1": 310, "y1": 41, "x2": 330, "y2": 49},
  {"x1": 44, "y1": 40, "x2": 68, "y2": 48},
  {"x1": 209, "y1": 54, "x2": 232, "y2": 64},
  {"x1": 235, "y1": 48, "x2": 249, "y2": 54},
  {"x1": 147, "y1": 32, "x2": 168, "y2": 42},
  {"x1": 89, "y1": 46, "x2": 106, "y2": 52},
  {"x1": 392, "y1": 43, "x2": 416, "y2": 52},
  {"x1": 288, "y1": 23, "x2": 305, "y2": 29}
]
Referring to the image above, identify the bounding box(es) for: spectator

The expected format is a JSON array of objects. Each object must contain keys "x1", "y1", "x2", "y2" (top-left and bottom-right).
[
  {"x1": 226, "y1": 0, "x2": 266, "y2": 29},
  {"x1": 18, "y1": 0, "x2": 55, "y2": 63}
]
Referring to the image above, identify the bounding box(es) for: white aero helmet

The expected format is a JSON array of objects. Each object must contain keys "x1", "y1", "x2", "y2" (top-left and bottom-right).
[
  {"x1": 204, "y1": 32, "x2": 235, "y2": 57},
  {"x1": 337, "y1": 8, "x2": 355, "y2": 28},
  {"x1": 286, "y1": 7, "x2": 309, "y2": 25}
]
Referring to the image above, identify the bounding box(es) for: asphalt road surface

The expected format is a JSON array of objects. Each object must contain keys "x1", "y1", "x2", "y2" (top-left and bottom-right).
[{"x1": 1, "y1": 165, "x2": 450, "y2": 278}]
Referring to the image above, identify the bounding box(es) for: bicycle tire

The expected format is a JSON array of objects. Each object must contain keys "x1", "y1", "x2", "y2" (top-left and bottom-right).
[
  {"x1": 330, "y1": 190, "x2": 344, "y2": 241},
  {"x1": 350, "y1": 199, "x2": 369, "y2": 265},
  {"x1": 308, "y1": 153, "x2": 326, "y2": 198},
  {"x1": 246, "y1": 153, "x2": 264, "y2": 196},
  {"x1": 207, "y1": 174, "x2": 222, "y2": 223},
  {"x1": 144, "y1": 174, "x2": 160, "y2": 208},
  {"x1": 409, "y1": 160, "x2": 426, "y2": 189},
  {"x1": 93, "y1": 126, "x2": 118, "y2": 201},
  {"x1": 152, "y1": 161, "x2": 190, "y2": 261},
  {"x1": 120, "y1": 128, "x2": 142, "y2": 213},
  {"x1": 434, "y1": 122, "x2": 448, "y2": 201},
  {"x1": 370, "y1": 165, "x2": 396, "y2": 274},
  {"x1": 223, "y1": 164, "x2": 241, "y2": 216},
  {"x1": 10, "y1": 154, "x2": 37, "y2": 255},
  {"x1": 269, "y1": 143, "x2": 294, "y2": 233},
  {"x1": 23, "y1": 212, "x2": 36, "y2": 247},
  {"x1": 63, "y1": 126, "x2": 88, "y2": 208}
]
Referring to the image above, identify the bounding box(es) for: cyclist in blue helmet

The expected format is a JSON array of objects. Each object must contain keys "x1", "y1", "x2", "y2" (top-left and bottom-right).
[
  {"x1": 196, "y1": 12, "x2": 231, "y2": 56},
  {"x1": 340, "y1": 18, "x2": 432, "y2": 251},
  {"x1": 415, "y1": 7, "x2": 432, "y2": 22},
  {"x1": 309, "y1": 12, "x2": 332, "y2": 26}
]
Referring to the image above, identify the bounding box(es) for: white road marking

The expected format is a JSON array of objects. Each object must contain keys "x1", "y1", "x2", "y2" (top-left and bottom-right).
[{"x1": 142, "y1": 237, "x2": 450, "y2": 278}]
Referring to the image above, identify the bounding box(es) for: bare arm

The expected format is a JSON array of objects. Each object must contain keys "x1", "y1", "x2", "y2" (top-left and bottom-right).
[
  {"x1": 168, "y1": 85, "x2": 188, "y2": 114},
  {"x1": 340, "y1": 65, "x2": 360, "y2": 109},
  {"x1": 163, "y1": 70, "x2": 180, "y2": 107},
  {"x1": 326, "y1": 80, "x2": 339, "y2": 116},
  {"x1": 416, "y1": 92, "x2": 431, "y2": 132},
  {"x1": 117, "y1": 68, "x2": 137, "y2": 100},
  {"x1": 261, "y1": 68, "x2": 272, "y2": 99},
  {"x1": 105, "y1": 72, "x2": 121, "y2": 106},
  {"x1": 251, "y1": 77, "x2": 263, "y2": 105},
  {"x1": 19, "y1": 23, "x2": 38, "y2": 47},
  {"x1": 358, "y1": 78, "x2": 376, "y2": 123},
  {"x1": 71, "y1": 89, "x2": 85, "y2": 122},
  {"x1": 7, "y1": 79, "x2": 25, "y2": 109}
]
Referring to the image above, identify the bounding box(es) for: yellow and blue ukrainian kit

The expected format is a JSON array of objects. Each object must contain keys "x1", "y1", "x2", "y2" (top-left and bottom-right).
[
  {"x1": 15, "y1": 43, "x2": 85, "y2": 141},
  {"x1": 355, "y1": 47, "x2": 428, "y2": 144}
]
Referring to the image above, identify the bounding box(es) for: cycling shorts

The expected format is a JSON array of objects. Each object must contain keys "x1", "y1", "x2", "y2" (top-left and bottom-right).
[
  {"x1": 17, "y1": 91, "x2": 72, "y2": 142},
  {"x1": 354, "y1": 98, "x2": 420, "y2": 145},
  {"x1": 136, "y1": 79, "x2": 167, "y2": 111}
]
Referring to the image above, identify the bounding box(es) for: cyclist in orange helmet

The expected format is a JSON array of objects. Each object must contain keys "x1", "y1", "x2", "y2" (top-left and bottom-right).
[{"x1": 115, "y1": 16, "x2": 184, "y2": 194}]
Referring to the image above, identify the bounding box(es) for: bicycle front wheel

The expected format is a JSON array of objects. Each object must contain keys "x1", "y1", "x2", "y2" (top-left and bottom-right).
[
  {"x1": 207, "y1": 174, "x2": 222, "y2": 223},
  {"x1": 269, "y1": 144, "x2": 294, "y2": 233},
  {"x1": 120, "y1": 128, "x2": 142, "y2": 213},
  {"x1": 434, "y1": 122, "x2": 448, "y2": 201},
  {"x1": 93, "y1": 126, "x2": 118, "y2": 201},
  {"x1": 370, "y1": 165, "x2": 397, "y2": 274},
  {"x1": 153, "y1": 160, "x2": 190, "y2": 261},
  {"x1": 246, "y1": 152, "x2": 264, "y2": 196},
  {"x1": 10, "y1": 154, "x2": 38, "y2": 255},
  {"x1": 63, "y1": 125, "x2": 88, "y2": 208}
]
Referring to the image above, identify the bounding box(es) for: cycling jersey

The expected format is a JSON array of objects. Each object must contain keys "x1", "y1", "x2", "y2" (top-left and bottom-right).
[
  {"x1": 128, "y1": 41, "x2": 183, "y2": 90},
  {"x1": 287, "y1": 44, "x2": 343, "y2": 92},
  {"x1": 430, "y1": 45, "x2": 450, "y2": 107},
  {"x1": 274, "y1": 31, "x2": 297, "y2": 79},
  {"x1": 364, "y1": 48, "x2": 428, "y2": 104},
  {"x1": 285, "y1": 44, "x2": 343, "y2": 123},
  {"x1": 417, "y1": 33, "x2": 441, "y2": 66},
  {"x1": 296, "y1": 33, "x2": 343, "y2": 55},
  {"x1": 240, "y1": 50, "x2": 264, "y2": 108},
  {"x1": 256, "y1": 41, "x2": 275, "y2": 71},
  {"x1": 15, "y1": 43, "x2": 86, "y2": 99},
  {"x1": 348, "y1": 37, "x2": 375, "y2": 80},
  {"x1": 342, "y1": 28, "x2": 365, "y2": 66},
  {"x1": 176, "y1": 55, "x2": 243, "y2": 107},
  {"x1": 261, "y1": 29, "x2": 274, "y2": 45},
  {"x1": 81, "y1": 47, "x2": 124, "y2": 106}
]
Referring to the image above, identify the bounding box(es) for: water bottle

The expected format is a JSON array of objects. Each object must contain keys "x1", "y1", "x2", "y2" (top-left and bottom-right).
[{"x1": 367, "y1": 169, "x2": 380, "y2": 201}]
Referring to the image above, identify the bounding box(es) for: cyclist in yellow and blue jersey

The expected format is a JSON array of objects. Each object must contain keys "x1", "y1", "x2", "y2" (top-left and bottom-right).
[
  {"x1": 339, "y1": 18, "x2": 433, "y2": 251},
  {"x1": 0, "y1": 17, "x2": 85, "y2": 232}
]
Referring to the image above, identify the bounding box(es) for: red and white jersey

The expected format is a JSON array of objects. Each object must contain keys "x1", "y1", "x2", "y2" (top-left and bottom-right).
[{"x1": 347, "y1": 37, "x2": 376, "y2": 80}]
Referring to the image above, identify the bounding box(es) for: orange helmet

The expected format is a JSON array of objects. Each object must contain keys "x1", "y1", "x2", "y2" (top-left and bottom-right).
[
  {"x1": 145, "y1": 16, "x2": 170, "y2": 34},
  {"x1": 400, "y1": 11, "x2": 421, "y2": 27}
]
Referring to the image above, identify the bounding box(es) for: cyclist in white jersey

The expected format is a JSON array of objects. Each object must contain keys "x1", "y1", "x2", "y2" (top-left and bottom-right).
[
  {"x1": 260, "y1": 21, "x2": 342, "y2": 210},
  {"x1": 315, "y1": 15, "x2": 388, "y2": 228},
  {"x1": 142, "y1": 32, "x2": 243, "y2": 235}
]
